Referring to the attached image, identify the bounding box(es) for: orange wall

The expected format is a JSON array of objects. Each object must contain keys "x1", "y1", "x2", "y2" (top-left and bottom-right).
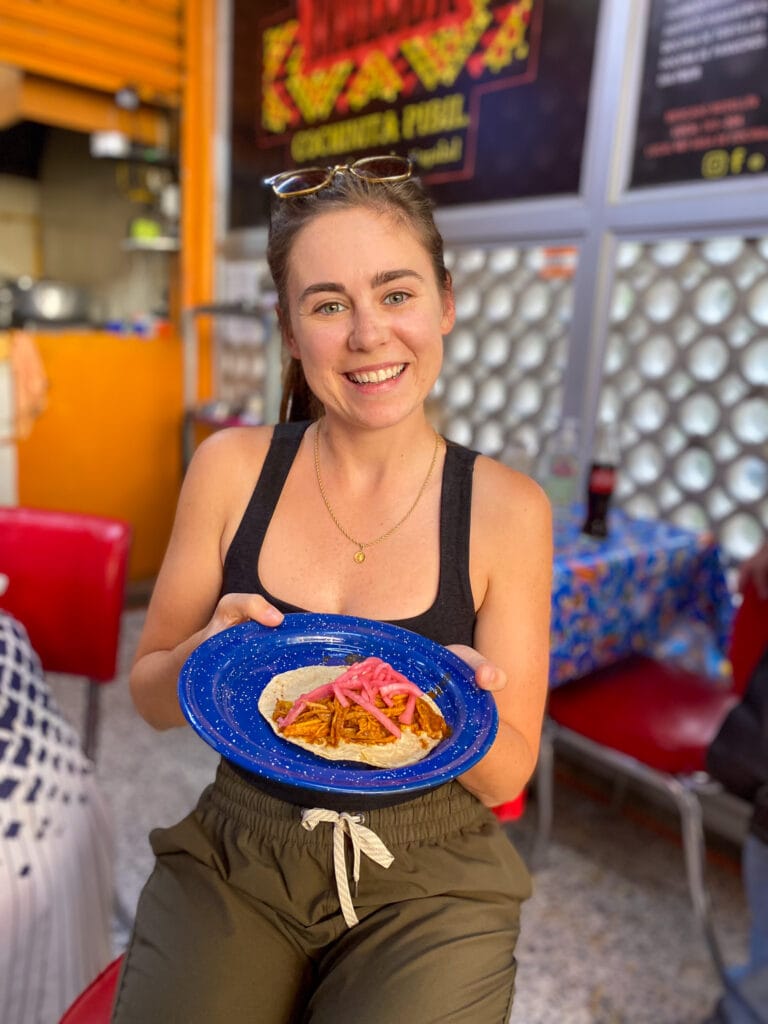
[
  {"x1": 17, "y1": 329, "x2": 184, "y2": 582},
  {"x1": 8, "y1": 0, "x2": 217, "y2": 587}
]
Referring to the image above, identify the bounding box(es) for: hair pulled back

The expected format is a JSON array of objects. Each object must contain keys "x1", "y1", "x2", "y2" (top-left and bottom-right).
[{"x1": 266, "y1": 168, "x2": 449, "y2": 422}]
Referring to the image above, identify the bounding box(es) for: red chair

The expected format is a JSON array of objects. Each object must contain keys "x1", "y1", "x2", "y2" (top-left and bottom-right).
[
  {"x1": 536, "y1": 580, "x2": 767, "y2": 976},
  {"x1": 0, "y1": 505, "x2": 132, "y2": 760},
  {"x1": 492, "y1": 792, "x2": 527, "y2": 823},
  {"x1": 59, "y1": 955, "x2": 124, "y2": 1024}
]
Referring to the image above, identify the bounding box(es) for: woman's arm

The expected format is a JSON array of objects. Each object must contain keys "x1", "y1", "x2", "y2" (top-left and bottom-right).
[
  {"x1": 129, "y1": 427, "x2": 284, "y2": 730},
  {"x1": 456, "y1": 459, "x2": 553, "y2": 806}
]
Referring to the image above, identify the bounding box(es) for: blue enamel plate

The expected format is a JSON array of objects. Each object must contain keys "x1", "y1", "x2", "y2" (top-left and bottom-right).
[{"x1": 178, "y1": 613, "x2": 498, "y2": 799}]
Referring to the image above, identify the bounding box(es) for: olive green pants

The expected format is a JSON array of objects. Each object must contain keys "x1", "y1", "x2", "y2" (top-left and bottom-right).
[{"x1": 111, "y1": 761, "x2": 531, "y2": 1024}]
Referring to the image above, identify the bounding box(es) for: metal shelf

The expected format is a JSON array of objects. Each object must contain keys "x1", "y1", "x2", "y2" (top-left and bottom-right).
[{"x1": 181, "y1": 299, "x2": 280, "y2": 469}]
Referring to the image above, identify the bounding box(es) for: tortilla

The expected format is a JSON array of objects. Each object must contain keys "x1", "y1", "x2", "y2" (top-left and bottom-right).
[{"x1": 257, "y1": 663, "x2": 447, "y2": 768}]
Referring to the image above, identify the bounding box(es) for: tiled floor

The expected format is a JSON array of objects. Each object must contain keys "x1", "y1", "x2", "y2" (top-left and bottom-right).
[{"x1": 48, "y1": 608, "x2": 750, "y2": 1024}]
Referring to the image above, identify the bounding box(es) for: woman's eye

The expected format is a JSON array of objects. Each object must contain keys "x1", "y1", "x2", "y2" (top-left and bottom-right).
[
  {"x1": 316, "y1": 300, "x2": 345, "y2": 315},
  {"x1": 384, "y1": 291, "x2": 409, "y2": 306}
]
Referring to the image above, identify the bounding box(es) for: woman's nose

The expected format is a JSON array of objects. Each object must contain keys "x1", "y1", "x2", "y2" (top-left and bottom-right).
[{"x1": 348, "y1": 306, "x2": 386, "y2": 350}]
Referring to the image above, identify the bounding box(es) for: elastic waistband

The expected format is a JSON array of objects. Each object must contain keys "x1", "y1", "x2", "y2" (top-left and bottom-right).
[{"x1": 205, "y1": 759, "x2": 489, "y2": 847}]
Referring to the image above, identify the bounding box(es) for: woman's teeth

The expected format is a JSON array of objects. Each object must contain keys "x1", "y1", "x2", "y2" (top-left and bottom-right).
[{"x1": 347, "y1": 364, "x2": 405, "y2": 384}]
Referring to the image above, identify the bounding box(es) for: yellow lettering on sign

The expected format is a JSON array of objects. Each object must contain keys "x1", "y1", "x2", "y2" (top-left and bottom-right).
[
  {"x1": 262, "y1": 21, "x2": 300, "y2": 133},
  {"x1": 482, "y1": 0, "x2": 532, "y2": 73},
  {"x1": 346, "y1": 52, "x2": 405, "y2": 111},
  {"x1": 401, "y1": 93, "x2": 470, "y2": 140},
  {"x1": 286, "y1": 47, "x2": 354, "y2": 124},
  {"x1": 400, "y1": 0, "x2": 492, "y2": 90},
  {"x1": 259, "y1": 0, "x2": 535, "y2": 135},
  {"x1": 291, "y1": 110, "x2": 401, "y2": 162},
  {"x1": 410, "y1": 135, "x2": 464, "y2": 169},
  {"x1": 263, "y1": 21, "x2": 299, "y2": 82},
  {"x1": 263, "y1": 86, "x2": 296, "y2": 134}
]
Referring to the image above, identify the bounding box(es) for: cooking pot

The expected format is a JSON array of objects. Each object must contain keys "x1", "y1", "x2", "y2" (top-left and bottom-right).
[{"x1": 9, "y1": 277, "x2": 91, "y2": 326}]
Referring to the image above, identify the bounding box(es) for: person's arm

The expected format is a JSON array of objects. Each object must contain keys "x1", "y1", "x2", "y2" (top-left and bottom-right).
[
  {"x1": 454, "y1": 459, "x2": 553, "y2": 806},
  {"x1": 738, "y1": 541, "x2": 768, "y2": 599},
  {"x1": 129, "y1": 427, "x2": 284, "y2": 730}
]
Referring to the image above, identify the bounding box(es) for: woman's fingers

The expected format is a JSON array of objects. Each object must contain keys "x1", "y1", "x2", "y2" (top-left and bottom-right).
[
  {"x1": 205, "y1": 593, "x2": 284, "y2": 639},
  {"x1": 446, "y1": 643, "x2": 508, "y2": 692}
]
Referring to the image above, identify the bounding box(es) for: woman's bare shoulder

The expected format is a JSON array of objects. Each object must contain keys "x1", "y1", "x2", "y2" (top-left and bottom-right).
[
  {"x1": 471, "y1": 454, "x2": 552, "y2": 553},
  {"x1": 177, "y1": 425, "x2": 276, "y2": 519},
  {"x1": 472, "y1": 453, "x2": 550, "y2": 515},
  {"x1": 185, "y1": 425, "x2": 274, "y2": 483},
  {"x1": 192, "y1": 423, "x2": 274, "y2": 463}
]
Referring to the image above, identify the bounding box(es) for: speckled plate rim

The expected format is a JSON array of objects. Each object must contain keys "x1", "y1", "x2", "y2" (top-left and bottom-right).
[{"x1": 178, "y1": 613, "x2": 498, "y2": 797}]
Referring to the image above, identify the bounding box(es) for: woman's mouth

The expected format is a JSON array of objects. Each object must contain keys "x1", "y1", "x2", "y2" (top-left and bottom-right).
[{"x1": 345, "y1": 364, "x2": 406, "y2": 385}]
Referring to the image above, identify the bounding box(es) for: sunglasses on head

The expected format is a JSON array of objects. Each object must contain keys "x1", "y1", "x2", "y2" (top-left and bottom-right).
[{"x1": 264, "y1": 154, "x2": 413, "y2": 198}]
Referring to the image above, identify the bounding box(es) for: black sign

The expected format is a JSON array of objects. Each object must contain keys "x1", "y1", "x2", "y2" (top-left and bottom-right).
[
  {"x1": 632, "y1": 0, "x2": 768, "y2": 188},
  {"x1": 227, "y1": 0, "x2": 600, "y2": 230}
]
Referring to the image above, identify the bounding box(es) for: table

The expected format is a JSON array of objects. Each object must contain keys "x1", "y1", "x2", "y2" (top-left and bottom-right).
[{"x1": 550, "y1": 505, "x2": 734, "y2": 689}]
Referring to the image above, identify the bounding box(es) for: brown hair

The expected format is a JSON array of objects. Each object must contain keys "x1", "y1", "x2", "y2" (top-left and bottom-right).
[{"x1": 266, "y1": 168, "x2": 450, "y2": 423}]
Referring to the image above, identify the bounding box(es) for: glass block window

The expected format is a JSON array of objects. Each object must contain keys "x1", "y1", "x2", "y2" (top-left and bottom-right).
[
  {"x1": 212, "y1": 258, "x2": 277, "y2": 415},
  {"x1": 599, "y1": 235, "x2": 768, "y2": 565},
  {"x1": 434, "y1": 244, "x2": 578, "y2": 471}
]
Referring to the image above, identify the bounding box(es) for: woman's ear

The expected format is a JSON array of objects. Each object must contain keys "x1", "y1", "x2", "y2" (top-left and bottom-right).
[{"x1": 277, "y1": 305, "x2": 301, "y2": 359}]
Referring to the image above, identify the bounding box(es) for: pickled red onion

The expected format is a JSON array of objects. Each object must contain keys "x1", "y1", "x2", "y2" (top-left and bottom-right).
[{"x1": 276, "y1": 657, "x2": 431, "y2": 737}]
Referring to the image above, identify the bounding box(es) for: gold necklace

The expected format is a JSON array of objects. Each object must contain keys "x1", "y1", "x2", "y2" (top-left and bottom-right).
[{"x1": 313, "y1": 422, "x2": 441, "y2": 564}]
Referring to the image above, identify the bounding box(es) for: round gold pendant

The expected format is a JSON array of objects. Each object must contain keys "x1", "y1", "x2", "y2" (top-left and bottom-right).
[{"x1": 354, "y1": 550, "x2": 366, "y2": 564}]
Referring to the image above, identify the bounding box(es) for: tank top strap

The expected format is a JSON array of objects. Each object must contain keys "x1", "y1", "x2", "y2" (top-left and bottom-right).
[
  {"x1": 437, "y1": 440, "x2": 478, "y2": 607},
  {"x1": 390, "y1": 439, "x2": 477, "y2": 645},
  {"x1": 221, "y1": 421, "x2": 311, "y2": 592}
]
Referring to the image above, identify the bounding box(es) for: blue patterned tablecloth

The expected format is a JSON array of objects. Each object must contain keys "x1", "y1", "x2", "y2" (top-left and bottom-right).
[{"x1": 550, "y1": 506, "x2": 734, "y2": 688}]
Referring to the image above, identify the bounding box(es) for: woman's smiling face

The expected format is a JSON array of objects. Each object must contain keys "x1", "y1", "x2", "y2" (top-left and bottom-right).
[{"x1": 281, "y1": 206, "x2": 455, "y2": 429}]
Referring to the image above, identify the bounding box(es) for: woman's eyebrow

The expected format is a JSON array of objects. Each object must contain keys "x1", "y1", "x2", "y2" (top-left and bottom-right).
[
  {"x1": 299, "y1": 282, "x2": 344, "y2": 302},
  {"x1": 371, "y1": 269, "x2": 424, "y2": 287},
  {"x1": 299, "y1": 269, "x2": 424, "y2": 303}
]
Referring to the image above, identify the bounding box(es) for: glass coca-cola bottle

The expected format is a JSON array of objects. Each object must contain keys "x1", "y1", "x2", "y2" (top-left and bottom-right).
[{"x1": 582, "y1": 419, "x2": 619, "y2": 538}]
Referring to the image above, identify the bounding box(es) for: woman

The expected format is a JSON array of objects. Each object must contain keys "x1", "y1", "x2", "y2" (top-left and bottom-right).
[{"x1": 112, "y1": 157, "x2": 552, "y2": 1023}]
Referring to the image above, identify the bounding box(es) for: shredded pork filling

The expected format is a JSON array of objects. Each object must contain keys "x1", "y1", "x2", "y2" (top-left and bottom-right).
[
  {"x1": 271, "y1": 656, "x2": 450, "y2": 751},
  {"x1": 273, "y1": 691, "x2": 448, "y2": 748}
]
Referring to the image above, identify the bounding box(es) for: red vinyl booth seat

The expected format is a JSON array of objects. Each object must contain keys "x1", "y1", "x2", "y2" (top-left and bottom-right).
[
  {"x1": 547, "y1": 577, "x2": 766, "y2": 776},
  {"x1": 0, "y1": 506, "x2": 132, "y2": 759},
  {"x1": 546, "y1": 656, "x2": 740, "y2": 775},
  {"x1": 0, "y1": 506, "x2": 131, "y2": 681}
]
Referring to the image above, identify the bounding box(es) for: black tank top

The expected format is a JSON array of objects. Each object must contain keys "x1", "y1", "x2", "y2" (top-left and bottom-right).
[
  {"x1": 220, "y1": 420, "x2": 479, "y2": 810},
  {"x1": 221, "y1": 420, "x2": 478, "y2": 647}
]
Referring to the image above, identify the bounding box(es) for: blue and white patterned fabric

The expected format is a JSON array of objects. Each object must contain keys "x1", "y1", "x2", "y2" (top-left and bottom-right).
[
  {"x1": 550, "y1": 506, "x2": 734, "y2": 687},
  {"x1": 0, "y1": 611, "x2": 114, "y2": 1024}
]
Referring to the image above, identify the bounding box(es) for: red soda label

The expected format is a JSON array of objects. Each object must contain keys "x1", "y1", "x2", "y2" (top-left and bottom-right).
[{"x1": 588, "y1": 465, "x2": 615, "y2": 495}]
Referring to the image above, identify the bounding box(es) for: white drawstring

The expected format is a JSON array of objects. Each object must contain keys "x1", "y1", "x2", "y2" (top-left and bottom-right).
[{"x1": 300, "y1": 808, "x2": 394, "y2": 927}]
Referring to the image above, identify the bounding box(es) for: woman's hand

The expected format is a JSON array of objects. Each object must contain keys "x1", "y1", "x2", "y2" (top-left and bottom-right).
[
  {"x1": 447, "y1": 643, "x2": 508, "y2": 693},
  {"x1": 130, "y1": 593, "x2": 284, "y2": 731},
  {"x1": 198, "y1": 592, "x2": 284, "y2": 645}
]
